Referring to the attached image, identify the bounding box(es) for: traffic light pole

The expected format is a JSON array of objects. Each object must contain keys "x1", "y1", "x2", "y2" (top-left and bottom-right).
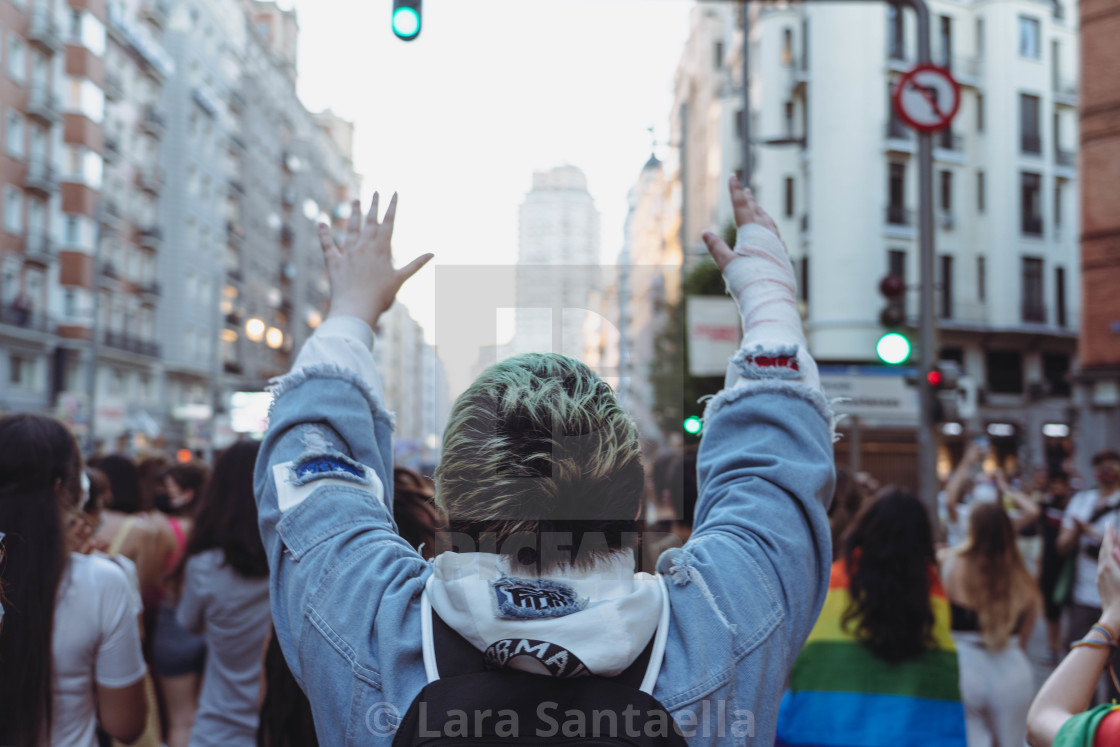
[{"x1": 903, "y1": 0, "x2": 939, "y2": 521}]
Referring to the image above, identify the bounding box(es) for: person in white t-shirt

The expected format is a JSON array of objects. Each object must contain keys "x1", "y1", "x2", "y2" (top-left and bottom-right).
[
  {"x1": 0, "y1": 413, "x2": 148, "y2": 746},
  {"x1": 1057, "y1": 449, "x2": 1120, "y2": 701}
]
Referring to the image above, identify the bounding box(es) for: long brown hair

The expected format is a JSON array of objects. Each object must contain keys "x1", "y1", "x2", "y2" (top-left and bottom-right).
[
  {"x1": 959, "y1": 502, "x2": 1038, "y2": 649},
  {"x1": 0, "y1": 414, "x2": 82, "y2": 745}
]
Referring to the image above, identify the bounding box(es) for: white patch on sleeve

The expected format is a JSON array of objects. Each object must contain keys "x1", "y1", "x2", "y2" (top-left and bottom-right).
[{"x1": 272, "y1": 461, "x2": 386, "y2": 512}]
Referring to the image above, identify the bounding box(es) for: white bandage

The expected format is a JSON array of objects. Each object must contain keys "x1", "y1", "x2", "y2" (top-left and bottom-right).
[{"x1": 720, "y1": 224, "x2": 821, "y2": 393}]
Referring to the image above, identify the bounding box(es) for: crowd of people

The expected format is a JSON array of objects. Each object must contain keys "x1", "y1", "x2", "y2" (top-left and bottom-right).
[{"x1": 2, "y1": 181, "x2": 1120, "y2": 746}]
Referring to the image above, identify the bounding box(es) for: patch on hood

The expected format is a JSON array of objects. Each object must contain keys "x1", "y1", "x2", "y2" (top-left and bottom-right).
[{"x1": 492, "y1": 576, "x2": 587, "y2": 619}]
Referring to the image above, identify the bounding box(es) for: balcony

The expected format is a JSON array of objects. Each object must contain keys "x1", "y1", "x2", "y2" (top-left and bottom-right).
[
  {"x1": 885, "y1": 122, "x2": 915, "y2": 153},
  {"x1": 26, "y1": 84, "x2": 61, "y2": 124},
  {"x1": 952, "y1": 56, "x2": 983, "y2": 86},
  {"x1": 138, "y1": 226, "x2": 163, "y2": 251},
  {"x1": 886, "y1": 205, "x2": 914, "y2": 226},
  {"x1": 1022, "y1": 215, "x2": 1044, "y2": 237},
  {"x1": 1021, "y1": 134, "x2": 1042, "y2": 156},
  {"x1": 1055, "y1": 148, "x2": 1075, "y2": 168},
  {"x1": 936, "y1": 132, "x2": 964, "y2": 153},
  {"x1": 1053, "y1": 77, "x2": 1078, "y2": 106},
  {"x1": 1021, "y1": 302, "x2": 1047, "y2": 324},
  {"x1": 23, "y1": 233, "x2": 55, "y2": 265},
  {"x1": 28, "y1": 8, "x2": 63, "y2": 53},
  {"x1": 104, "y1": 71, "x2": 123, "y2": 102},
  {"x1": 142, "y1": 106, "x2": 166, "y2": 139},
  {"x1": 280, "y1": 224, "x2": 294, "y2": 244},
  {"x1": 104, "y1": 330, "x2": 161, "y2": 357},
  {"x1": 887, "y1": 43, "x2": 909, "y2": 72},
  {"x1": 138, "y1": 280, "x2": 161, "y2": 300},
  {"x1": 0, "y1": 306, "x2": 52, "y2": 333},
  {"x1": 103, "y1": 135, "x2": 120, "y2": 163},
  {"x1": 940, "y1": 212, "x2": 956, "y2": 231},
  {"x1": 136, "y1": 167, "x2": 163, "y2": 194},
  {"x1": 142, "y1": 0, "x2": 169, "y2": 29},
  {"x1": 224, "y1": 360, "x2": 244, "y2": 375},
  {"x1": 24, "y1": 160, "x2": 58, "y2": 195}
]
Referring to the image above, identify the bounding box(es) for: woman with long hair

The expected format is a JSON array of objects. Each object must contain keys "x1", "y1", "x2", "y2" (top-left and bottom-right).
[
  {"x1": 152, "y1": 460, "x2": 211, "y2": 747},
  {"x1": 90, "y1": 454, "x2": 166, "y2": 594},
  {"x1": 776, "y1": 489, "x2": 967, "y2": 747},
  {"x1": 174, "y1": 440, "x2": 271, "y2": 746},
  {"x1": 943, "y1": 501, "x2": 1039, "y2": 747},
  {"x1": 0, "y1": 414, "x2": 147, "y2": 745}
]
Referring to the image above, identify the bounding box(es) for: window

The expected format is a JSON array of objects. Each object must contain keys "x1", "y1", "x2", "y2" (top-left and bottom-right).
[
  {"x1": 4, "y1": 187, "x2": 23, "y2": 234},
  {"x1": 976, "y1": 93, "x2": 984, "y2": 132},
  {"x1": 889, "y1": 249, "x2": 906, "y2": 280},
  {"x1": 1019, "y1": 16, "x2": 1040, "y2": 59},
  {"x1": 888, "y1": 4, "x2": 905, "y2": 60},
  {"x1": 799, "y1": 257, "x2": 809, "y2": 303},
  {"x1": 888, "y1": 162, "x2": 907, "y2": 223},
  {"x1": 69, "y1": 10, "x2": 82, "y2": 41},
  {"x1": 976, "y1": 18, "x2": 985, "y2": 56},
  {"x1": 940, "y1": 171, "x2": 952, "y2": 213},
  {"x1": 977, "y1": 171, "x2": 985, "y2": 213},
  {"x1": 938, "y1": 16, "x2": 952, "y2": 67},
  {"x1": 801, "y1": 17, "x2": 809, "y2": 70},
  {"x1": 1055, "y1": 267, "x2": 1067, "y2": 327},
  {"x1": 9, "y1": 355, "x2": 34, "y2": 388},
  {"x1": 784, "y1": 177, "x2": 795, "y2": 217},
  {"x1": 940, "y1": 255, "x2": 953, "y2": 318},
  {"x1": 1022, "y1": 257, "x2": 1044, "y2": 322},
  {"x1": 938, "y1": 125, "x2": 956, "y2": 151},
  {"x1": 64, "y1": 215, "x2": 79, "y2": 245},
  {"x1": 781, "y1": 28, "x2": 793, "y2": 67},
  {"x1": 5, "y1": 110, "x2": 23, "y2": 158},
  {"x1": 784, "y1": 101, "x2": 794, "y2": 136},
  {"x1": 1052, "y1": 40, "x2": 1061, "y2": 90},
  {"x1": 977, "y1": 256, "x2": 986, "y2": 302},
  {"x1": 8, "y1": 36, "x2": 26, "y2": 83},
  {"x1": 1020, "y1": 94, "x2": 1041, "y2": 153},
  {"x1": 887, "y1": 81, "x2": 907, "y2": 138},
  {"x1": 734, "y1": 109, "x2": 743, "y2": 139},
  {"x1": 1021, "y1": 172, "x2": 1043, "y2": 235},
  {"x1": 1055, "y1": 179, "x2": 1064, "y2": 228},
  {"x1": 713, "y1": 41, "x2": 724, "y2": 70},
  {"x1": 1044, "y1": 353, "x2": 1071, "y2": 396},
  {"x1": 987, "y1": 351, "x2": 1024, "y2": 394}
]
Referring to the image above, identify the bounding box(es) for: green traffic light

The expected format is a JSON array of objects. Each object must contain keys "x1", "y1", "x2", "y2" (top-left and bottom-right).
[
  {"x1": 876, "y1": 332, "x2": 912, "y2": 365},
  {"x1": 392, "y1": 7, "x2": 420, "y2": 38},
  {"x1": 683, "y1": 416, "x2": 703, "y2": 435}
]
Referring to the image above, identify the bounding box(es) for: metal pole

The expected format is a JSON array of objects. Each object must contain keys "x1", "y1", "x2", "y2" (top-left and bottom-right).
[
  {"x1": 849, "y1": 415, "x2": 861, "y2": 476},
  {"x1": 85, "y1": 203, "x2": 103, "y2": 456},
  {"x1": 205, "y1": 271, "x2": 222, "y2": 464},
  {"x1": 741, "y1": 0, "x2": 751, "y2": 186},
  {"x1": 900, "y1": 0, "x2": 938, "y2": 517}
]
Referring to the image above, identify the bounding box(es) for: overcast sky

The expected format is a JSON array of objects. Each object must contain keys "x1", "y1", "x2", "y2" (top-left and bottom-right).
[{"x1": 289, "y1": 0, "x2": 694, "y2": 359}]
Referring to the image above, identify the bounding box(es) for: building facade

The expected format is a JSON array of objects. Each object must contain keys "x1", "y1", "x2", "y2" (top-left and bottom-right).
[{"x1": 662, "y1": 0, "x2": 1081, "y2": 476}]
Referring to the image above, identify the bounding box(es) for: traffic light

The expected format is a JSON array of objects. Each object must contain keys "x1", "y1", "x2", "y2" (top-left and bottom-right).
[
  {"x1": 927, "y1": 360, "x2": 962, "y2": 423},
  {"x1": 683, "y1": 415, "x2": 703, "y2": 436},
  {"x1": 876, "y1": 274, "x2": 910, "y2": 365},
  {"x1": 392, "y1": 0, "x2": 422, "y2": 41}
]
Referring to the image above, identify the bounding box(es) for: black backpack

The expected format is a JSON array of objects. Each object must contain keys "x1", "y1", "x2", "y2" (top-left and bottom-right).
[{"x1": 392, "y1": 612, "x2": 687, "y2": 745}]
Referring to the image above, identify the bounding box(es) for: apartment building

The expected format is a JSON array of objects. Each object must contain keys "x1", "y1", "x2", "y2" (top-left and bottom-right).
[{"x1": 661, "y1": 0, "x2": 1080, "y2": 474}]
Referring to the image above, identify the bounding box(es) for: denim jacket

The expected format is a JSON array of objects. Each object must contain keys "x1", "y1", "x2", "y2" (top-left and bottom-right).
[{"x1": 254, "y1": 318, "x2": 835, "y2": 745}]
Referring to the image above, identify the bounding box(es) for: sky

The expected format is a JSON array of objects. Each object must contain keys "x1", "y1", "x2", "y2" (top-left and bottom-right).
[{"x1": 289, "y1": 0, "x2": 694, "y2": 360}]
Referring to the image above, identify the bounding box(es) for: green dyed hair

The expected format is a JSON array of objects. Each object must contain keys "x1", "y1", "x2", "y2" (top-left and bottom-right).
[{"x1": 434, "y1": 353, "x2": 644, "y2": 569}]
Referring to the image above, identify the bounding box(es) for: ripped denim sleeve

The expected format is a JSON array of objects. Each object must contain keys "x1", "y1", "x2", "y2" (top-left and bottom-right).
[{"x1": 272, "y1": 425, "x2": 386, "y2": 513}]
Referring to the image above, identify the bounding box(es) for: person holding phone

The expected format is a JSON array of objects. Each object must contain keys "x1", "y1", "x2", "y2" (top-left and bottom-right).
[{"x1": 1056, "y1": 449, "x2": 1120, "y2": 701}]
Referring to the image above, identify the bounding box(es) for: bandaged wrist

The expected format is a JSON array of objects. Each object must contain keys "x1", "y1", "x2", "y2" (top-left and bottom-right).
[{"x1": 722, "y1": 224, "x2": 804, "y2": 348}]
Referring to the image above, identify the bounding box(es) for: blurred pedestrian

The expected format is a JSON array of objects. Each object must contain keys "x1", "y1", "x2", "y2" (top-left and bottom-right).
[
  {"x1": 776, "y1": 489, "x2": 967, "y2": 747},
  {"x1": 392, "y1": 466, "x2": 446, "y2": 559},
  {"x1": 0, "y1": 414, "x2": 147, "y2": 745},
  {"x1": 173, "y1": 440, "x2": 270, "y2": 746},
  {"x1": 827, "y1": 467, "x2": 867, "y2": 562},
  {"x1": 942, "y1": 502, "x2": 1039, "y2": 747},
  {"x1": 152, "y1": 460, "x2": 210, "y2": 747},
  {"x1": 1056, "y1": 449, "x2": 1120, "y2": 701},
  {"x1": 1028, "y1": 526, "x2": 1120, "y2": 746},
  {"x1": 1038, "y1": 472, "x2": 1074, "y2": 664},
  {"x1": 90, "y1": 454, "x2": 165, "y2": 595}
]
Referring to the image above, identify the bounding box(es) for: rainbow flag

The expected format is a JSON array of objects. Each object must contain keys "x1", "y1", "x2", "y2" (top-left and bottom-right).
[{"x1": 775, "y1": 561, "x2": 968, "y2": 747}]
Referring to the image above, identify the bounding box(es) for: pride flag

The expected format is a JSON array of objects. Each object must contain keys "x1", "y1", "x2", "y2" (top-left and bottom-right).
[{"x1": 775, "y1": 560, "x2": 968, "y2": 747}]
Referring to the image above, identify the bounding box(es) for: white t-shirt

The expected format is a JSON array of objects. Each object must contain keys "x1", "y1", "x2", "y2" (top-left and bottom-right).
[
  {"x1": 1062, "y1": 489, "x2": 1120, "y2": 608},
  {"x1": 50, "y1": 553, "x2": 147, "y2": 747}
]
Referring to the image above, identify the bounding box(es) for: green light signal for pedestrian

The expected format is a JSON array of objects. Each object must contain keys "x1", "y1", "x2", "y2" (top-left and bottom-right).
[
  {"x1": 392, "y1": 7, "x2": 420, "y2": 39},
  {"x1": 683, "y1": 416, "x2": 703, "y2": 435},
  {"x1": 876, "y1": 332, "x2": 912, "y2": 365}
]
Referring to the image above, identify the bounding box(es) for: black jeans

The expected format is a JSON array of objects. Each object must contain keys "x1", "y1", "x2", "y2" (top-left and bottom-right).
[{"x1": 1067, "y1": 602, "x2": 1120, "y2": 704}]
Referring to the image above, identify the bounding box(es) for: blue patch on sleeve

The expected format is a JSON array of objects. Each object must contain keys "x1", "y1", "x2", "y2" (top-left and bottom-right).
[
  {"x1": 294, "y1": 456, "x2": 365, "y2": 481},
  {"x1": 492, "y1": 576, "x2": 587, "y2": 620}
]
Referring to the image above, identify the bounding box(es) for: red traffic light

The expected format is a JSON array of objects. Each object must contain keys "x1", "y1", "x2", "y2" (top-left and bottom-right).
[
  {"x1": 879, "y1": 275, "x2": 906, "y2": 299},
  {"x1": 927, "y1": 369, "x2": 943, "y2": 388}
]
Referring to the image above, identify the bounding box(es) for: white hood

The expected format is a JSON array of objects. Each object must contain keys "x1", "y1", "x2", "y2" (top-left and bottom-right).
[{"x1": 423, "y1": 550, "x2": 667, "y2": 687}]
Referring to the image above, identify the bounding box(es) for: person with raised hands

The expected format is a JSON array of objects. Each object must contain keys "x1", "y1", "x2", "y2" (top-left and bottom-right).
[{"x1": 253, "y1": 178, "x2": 833, "y2": 745}]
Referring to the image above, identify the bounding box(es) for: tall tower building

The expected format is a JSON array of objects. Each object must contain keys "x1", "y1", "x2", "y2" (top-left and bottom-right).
[{"x1": 511, "y1": 165, "x2": 601, "y2": 360}]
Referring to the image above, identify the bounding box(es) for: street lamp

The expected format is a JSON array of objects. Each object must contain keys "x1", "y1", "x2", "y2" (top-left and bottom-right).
[
  {"x1": 265, "y1": 327, "x2": 284, "y2": 349},
  {"x1": 246, "y1": 317, "x2": 265, "y2": 342}
]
